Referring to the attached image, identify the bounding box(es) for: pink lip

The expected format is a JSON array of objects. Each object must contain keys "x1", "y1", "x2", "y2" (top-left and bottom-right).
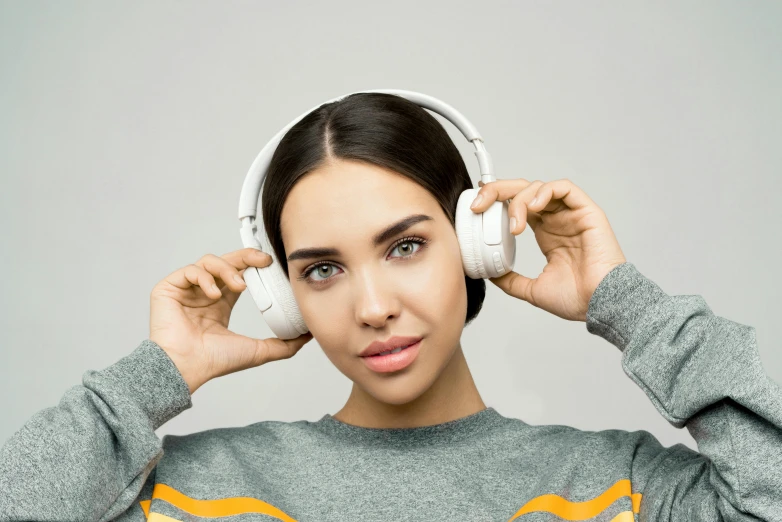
[
  {"x1": 360, "y1": 339, "x2": 422, "y2": 373},
  {"x1": 360, "y1": 335, "x2": 423, "y2": 357}
]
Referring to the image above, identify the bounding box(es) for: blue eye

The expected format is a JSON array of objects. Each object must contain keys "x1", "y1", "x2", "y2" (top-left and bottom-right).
[{"x1": 298, "y1": 236, "x2": 429, "y2": 286}]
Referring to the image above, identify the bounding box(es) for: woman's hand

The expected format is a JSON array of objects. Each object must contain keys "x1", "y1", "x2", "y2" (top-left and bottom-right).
[
  {"x1": 470, "y1": 178, "x2": 627, "y2": 322},
  {"x1": 149, "y1": 248, "x2": 313, "y2": 394}
]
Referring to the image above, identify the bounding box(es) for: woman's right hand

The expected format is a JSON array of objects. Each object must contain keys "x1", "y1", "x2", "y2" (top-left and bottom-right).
[{"x1": 149, "y1": 247, "x2": 313, "y2": 395}]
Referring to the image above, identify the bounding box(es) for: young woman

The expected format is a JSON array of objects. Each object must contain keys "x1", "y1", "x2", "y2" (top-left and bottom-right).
[{"x1": 1, "y1": 94, "x2": 780, "y2": 522}]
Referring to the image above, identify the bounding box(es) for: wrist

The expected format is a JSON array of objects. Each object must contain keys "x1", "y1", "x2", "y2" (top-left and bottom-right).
[{"x1": 155, "y1": 346, "x2": 210, "y2": 395}]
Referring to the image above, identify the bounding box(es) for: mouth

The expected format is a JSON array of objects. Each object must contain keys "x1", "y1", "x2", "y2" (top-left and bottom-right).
[
  {"x1": 360, "y1": 339, "x2": 422, "y2": 373},
  {"x1": 366, "y1": 342, "x2": 415, "y2": 357}
]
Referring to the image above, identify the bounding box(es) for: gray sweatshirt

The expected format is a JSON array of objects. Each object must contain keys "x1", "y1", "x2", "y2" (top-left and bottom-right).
[{"x1": 1, "y1": 262, "x2": 780, "y2": 522}]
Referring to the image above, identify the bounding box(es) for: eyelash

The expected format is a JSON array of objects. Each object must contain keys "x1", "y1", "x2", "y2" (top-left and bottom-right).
[{"x1": 296, "y1": 235, "x2": 429, "y2": 286}]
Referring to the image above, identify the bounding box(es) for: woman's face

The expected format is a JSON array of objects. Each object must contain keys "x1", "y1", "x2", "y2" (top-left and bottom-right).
[{"x1": 280, "y1": 158, "x2": 468, "y2": 405}]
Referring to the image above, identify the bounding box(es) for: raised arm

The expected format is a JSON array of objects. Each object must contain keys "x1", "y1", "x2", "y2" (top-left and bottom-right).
[
  {"x1": 0, "y1": 340, "x2": 192, "y2": 521},
  {"x1": 586, "y1": 261, "x2": 782, "y2": 521},
  {"x1": 1, "y1": 246, "x2": 312, "y2": 521}
]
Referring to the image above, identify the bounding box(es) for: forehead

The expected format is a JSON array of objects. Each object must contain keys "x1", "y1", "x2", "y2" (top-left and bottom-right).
[{"x1": 280, "y1": 159, "x2": 441, "y2": 248}]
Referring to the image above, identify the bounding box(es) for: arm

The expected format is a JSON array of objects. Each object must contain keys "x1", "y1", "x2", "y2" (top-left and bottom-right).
[
  {"x1": 586, "y1": 262, "x2": 782, "y2": 521},
  {"x1": 0, "y1": 340, "x2": 192, "y2": 521}
]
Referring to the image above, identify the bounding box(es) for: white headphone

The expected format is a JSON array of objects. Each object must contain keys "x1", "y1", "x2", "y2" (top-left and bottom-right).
[{"x1": 238, "y1": 89, "x2": 516, "y2": 339}]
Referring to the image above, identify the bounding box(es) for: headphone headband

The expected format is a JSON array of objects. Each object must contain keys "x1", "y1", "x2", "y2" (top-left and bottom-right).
[{"x1": 238, "y1": 89, "x2": 495, "y2": 250}]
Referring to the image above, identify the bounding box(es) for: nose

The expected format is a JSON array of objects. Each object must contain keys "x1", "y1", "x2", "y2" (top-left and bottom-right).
[{"x1": 353, "y1": 267, "x2": 401, "y2": 329}]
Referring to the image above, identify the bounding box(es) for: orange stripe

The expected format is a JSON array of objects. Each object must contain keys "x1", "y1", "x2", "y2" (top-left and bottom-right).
[
  {"x1": 148, "y1": 514, "x2": 183, "y2": 522},
  {"x1": 632, "y1": 492, "x2": 642, "y2": 513},
  {"x1": 507, "y1": 479, "x2": 641, "y2": 521},
  {"x1": 610, "y1": 512, "x2": 634, "y2": 522},
  {"x1": 151, "y1": 483, "x2": 297, "y2": 522},
  {"x1": 146, "y1": 480, "x2": 641, "y2": 521}
]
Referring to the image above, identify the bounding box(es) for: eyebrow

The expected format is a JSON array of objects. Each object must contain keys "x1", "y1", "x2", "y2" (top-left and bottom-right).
[{"x1": 286, "y1": 213, "x2": 434, "y2": 262}]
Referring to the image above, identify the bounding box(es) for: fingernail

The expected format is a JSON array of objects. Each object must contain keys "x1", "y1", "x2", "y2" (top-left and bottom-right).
[
  {"x1": 233, "y1": 274, "x2": 245, "y2": 286},
  {"x1": 254, "y1": 249, "x2": 267, "y2": 258},
  {"x1": 509, "y1": 216, "x2": 517, "y2": 232},
  {"x1": 530, "y1": 197, "x2": 538, "y2": 207},
  {"x1": 470, "y1": 194, "x2": 483, "y2": 209}
]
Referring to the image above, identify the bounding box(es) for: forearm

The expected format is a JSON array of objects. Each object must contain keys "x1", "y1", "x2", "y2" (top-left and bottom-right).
[
  {"x1": 586, "y1": 262, "x2": 782, "y2": 521},
  {"x1": 0, "y1": 340, "x2": 192, "y2": 521}
]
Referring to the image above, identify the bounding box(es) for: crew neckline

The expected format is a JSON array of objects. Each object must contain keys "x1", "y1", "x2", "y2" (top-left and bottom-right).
[{"x1": 313, "y1": 406, "x2": 507, "y2": 446}]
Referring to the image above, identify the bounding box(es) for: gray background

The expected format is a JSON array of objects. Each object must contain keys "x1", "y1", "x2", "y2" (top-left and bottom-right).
[{"x1": 1, "y1": 1, "x2": 780, "y2": 451}]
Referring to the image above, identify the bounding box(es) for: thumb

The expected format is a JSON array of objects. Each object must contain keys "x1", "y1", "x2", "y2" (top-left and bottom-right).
[
  {"x1": 488, "y1": 270, "x2": 536, "y2": 304},
  {"x1": 252, "y1": 332, "x2": 314, "y2": 365}
]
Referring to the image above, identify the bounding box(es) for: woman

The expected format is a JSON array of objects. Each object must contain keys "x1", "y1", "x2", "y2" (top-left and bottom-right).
[{"x1": 1, "y1": 94, "x2": 780, "y2": 521}]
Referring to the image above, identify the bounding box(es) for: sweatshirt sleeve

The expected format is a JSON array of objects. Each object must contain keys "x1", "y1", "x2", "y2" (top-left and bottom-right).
[
  {"x1": 585, "y1": 262, "x2": 782, "y2": 522},
  {"x1": 0, "y1": 340, "x2": 192, "y2": 521}
]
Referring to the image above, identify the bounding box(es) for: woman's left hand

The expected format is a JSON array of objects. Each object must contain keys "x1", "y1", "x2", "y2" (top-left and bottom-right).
[{"x1": 470, "y1": 178, "x2": 627, "y2": 322}]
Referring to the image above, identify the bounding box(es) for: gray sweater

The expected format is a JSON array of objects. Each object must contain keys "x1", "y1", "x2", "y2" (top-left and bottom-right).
[{"x1": 1, "y1": 262, "x2": 780, "y2": 521}]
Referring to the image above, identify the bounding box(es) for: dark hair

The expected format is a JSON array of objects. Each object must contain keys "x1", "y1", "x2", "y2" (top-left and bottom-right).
[{"x1": 261, "y1": 93, "x2": 486, "y2": 326}]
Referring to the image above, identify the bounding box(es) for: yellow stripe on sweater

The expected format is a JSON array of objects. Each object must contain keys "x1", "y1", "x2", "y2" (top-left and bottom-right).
[
  {"x1": 147, "y1": 514, "x2": 183, "y2": 522},
  {"x1": 141, "y1": 479, "x2": 641, "y2": 521},
  {"x1": 508, "y1": 479, "x2": 641, "y2": 521},
  {"x1": 150, "y1": 483, "x2": 298, "y2": 521}
]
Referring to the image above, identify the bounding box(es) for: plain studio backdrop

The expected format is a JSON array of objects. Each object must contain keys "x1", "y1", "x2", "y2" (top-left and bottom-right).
[{"x1": 1, "y1": 1, "x2": 780, "y2": 451}]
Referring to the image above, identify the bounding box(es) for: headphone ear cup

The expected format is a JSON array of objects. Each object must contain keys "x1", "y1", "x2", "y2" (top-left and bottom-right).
[
  {"x1": 258, "y1": 248, "x2": 308, "y2": 336},
  {"x1": 244, "y1": 230, "x2": 309, "y2": 340},
  {"x1": 455, "y1": 188, "x2": 489, "y2": 279},
  {"x1": 455, "y1": 187, "x2": 517, "y2": 279}
]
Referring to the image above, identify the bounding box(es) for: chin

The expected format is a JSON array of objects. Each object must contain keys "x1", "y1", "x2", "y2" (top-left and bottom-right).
[{"x1": 362, "y1": 375, "x2": 432, "y2": 406}]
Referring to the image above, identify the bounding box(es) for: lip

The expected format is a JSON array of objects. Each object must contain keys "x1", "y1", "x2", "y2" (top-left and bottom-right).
[
  {"x1": 360, "y1": 335, "x2": 423, "y2": 357},
  {"x1": 360, "y1": 339, "x2": 422, "y2": 373}
]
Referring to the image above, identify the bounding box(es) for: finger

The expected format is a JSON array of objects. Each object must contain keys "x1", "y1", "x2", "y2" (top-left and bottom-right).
[
  {"x1": 216, "y1": 249, "x2": 275, "y2": 308},
  {"x1": 197, "y1": 249, "x2": 273, "y2": 293},
  {"x1": 507, "y1": 181, "x2": 545, "y2": 235},
  {"x1": 195, "y1": 253, "x2": 252, "y2": 294},
  {"x1": 254, "y1": 332, "x2": 314, "y2": 365},
  {"x1": 217, "y1": 248, "x2": 274, "y2": 273},
  {"x1": 165, "y1": 264, "x2": 222, "y2": 299},
  {"x1": 527, "y1": 179, "x2": 596, "y2": 214},
  {"x1": 470, "y1": 179, "x2": 534, "y2": 213},
  {"x1": 488, "y1": 269, "x2": 535, "y2": 305}
]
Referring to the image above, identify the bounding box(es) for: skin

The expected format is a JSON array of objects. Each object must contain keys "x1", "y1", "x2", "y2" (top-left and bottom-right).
[{"x1": 280, "y1": 158, "x2": 486, "y2": 429}]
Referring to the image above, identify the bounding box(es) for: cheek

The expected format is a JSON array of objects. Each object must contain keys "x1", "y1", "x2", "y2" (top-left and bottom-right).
[
  {"x1": 293, "y1": 284, "x2": 351, "y2": 346},
  {"x1": 295, "y1": 291, "x2": 352, "y2": 371},
  {"x1": 398, "y1": 240, "x2": 467, "y2": 324}
]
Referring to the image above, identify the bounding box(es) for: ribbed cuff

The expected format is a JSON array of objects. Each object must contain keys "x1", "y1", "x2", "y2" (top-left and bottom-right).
[
  {"x1": 85, "y1": 340, "x2": 193, "y2": 430},
  {"x1": 585, "y1": 262, "x2": 668, "y2": 351}
]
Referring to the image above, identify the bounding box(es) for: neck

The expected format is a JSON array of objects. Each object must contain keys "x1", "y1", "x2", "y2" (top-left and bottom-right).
[{"x1": 332, "y1": 343, "x2": 486, "y2": 429}]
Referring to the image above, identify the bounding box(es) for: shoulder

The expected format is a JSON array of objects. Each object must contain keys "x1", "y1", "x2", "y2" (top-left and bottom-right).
[
  {"x1": 497, "y1": 415, "x2": 696, "y2": 460},
  {"x1": 160, "y1": 418, "x2": 321, "y2": 459}
]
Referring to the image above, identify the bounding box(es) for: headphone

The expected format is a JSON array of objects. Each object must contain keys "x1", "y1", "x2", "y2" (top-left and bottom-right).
[{"x1": 238, "y1": 89, "x2": 516, "y2": 340}]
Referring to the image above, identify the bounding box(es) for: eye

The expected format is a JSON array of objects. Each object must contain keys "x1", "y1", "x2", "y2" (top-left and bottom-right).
[
  {"x1": 296, "y1": 236, "x2": 429, "y2": 287},
  {"x1": 388, "y1": 237, "x2": 426, "y2": 258},
  {"x1": 300, "y1": 262, "x2": 343, "y2": 284}
]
